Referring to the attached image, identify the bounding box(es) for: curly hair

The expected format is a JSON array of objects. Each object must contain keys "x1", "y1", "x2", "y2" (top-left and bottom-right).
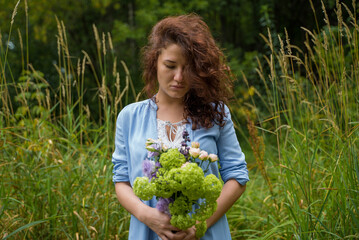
[{"x1": 142, "y1": 14, "x2": 234, "y2": 129}]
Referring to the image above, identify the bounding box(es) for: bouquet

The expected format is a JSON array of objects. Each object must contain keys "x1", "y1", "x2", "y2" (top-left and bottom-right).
[{"x1": 133, "y1": 130, "x2": 222, "y2": 238}]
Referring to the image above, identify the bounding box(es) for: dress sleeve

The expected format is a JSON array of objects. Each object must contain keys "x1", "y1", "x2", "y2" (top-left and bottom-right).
[
  {"x1": 112, "y1": 109, "x2": 130, "y2": 183},
  {"x1": 217, "y1": 106, "x2": 249, "y2": 185}
]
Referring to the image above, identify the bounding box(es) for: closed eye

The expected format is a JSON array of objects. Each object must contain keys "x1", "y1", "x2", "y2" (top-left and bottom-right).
[{"x1": 165, "y1": 64, "x2": 175, "y2": 69}]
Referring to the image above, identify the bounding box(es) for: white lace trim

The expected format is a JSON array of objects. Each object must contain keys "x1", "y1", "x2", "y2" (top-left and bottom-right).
[{"x1": 157, "y1": 119, "x2": 185, "y2": 149}]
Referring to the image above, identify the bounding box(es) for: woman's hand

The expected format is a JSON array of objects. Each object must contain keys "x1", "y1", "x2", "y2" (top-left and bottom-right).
[
  {"x1": 182, "y1": 226, "x2": 198, "y2": 240},
  {"x1": 115, "y1": 183, "x2": 184, "y2": 239},
  {"x1": 142, "y1": 207, "x2": 186, "y2": 240}
]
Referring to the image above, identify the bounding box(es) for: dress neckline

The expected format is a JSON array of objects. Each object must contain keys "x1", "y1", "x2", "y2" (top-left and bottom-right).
[
  {"x1": 157, "y1": 118, "x2": 185, "y2": 149},
  {"x1": 157, "y1": 118, "x2": 185, "y2": 125}
]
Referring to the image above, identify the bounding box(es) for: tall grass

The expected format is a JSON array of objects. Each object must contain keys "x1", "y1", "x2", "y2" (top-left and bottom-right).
[
  {"x1": 229, "y1": 0, "x2": 359, "y2": 239},
  {"x1": 0, "y1": 1, "x2": 138, "y2": 239},
  {"x1": 1, "y1": 0, "x2": 359, "y2": 239}
]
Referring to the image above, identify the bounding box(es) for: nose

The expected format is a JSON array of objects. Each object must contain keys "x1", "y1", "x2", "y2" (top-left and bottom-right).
[{"x1": 174, "y1": 69, "x2": 183, "y2": 82}]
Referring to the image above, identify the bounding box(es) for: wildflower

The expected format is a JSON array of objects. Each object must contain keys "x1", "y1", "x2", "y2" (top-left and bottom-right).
[
  {"x1": 208, "y1": 154, "x2": 218, "y2": 162},
  {"x1": 162, "y1": 144, "x2": 168, "y2": 152},
  {"x1": 180, "y1": 145, "x2": 190, "y2": 157},
  {"x1": 198, "y1": 150, "x2": 208, "y2": 161},
  {"x1": 191, "y1": 142, "x2": 200, "y2": 148},
  {"x1": 189, "y1": 147, "x2": 200, "y2": 158},
  {"x1": 147, "y1": 150, "x2": 159, "y2": 158},
  {"x1": 142, "y1": 159, "x2": 155, "y2": 178},
  {"x1": 146, "y1": 142, "x2": 161, "y2": 152},
  {"x1": 145, "y1": 138, "x2": 156, "y2": 147},
  {"x1": 156, "y1": 197, "x2": 173, "y2": 216}
]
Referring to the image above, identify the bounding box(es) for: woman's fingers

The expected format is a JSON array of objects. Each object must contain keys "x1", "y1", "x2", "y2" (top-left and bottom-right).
[
  {"x1": 143, "y1": 208, "x2": 187, "y2": 239},
  {"x1": 182, "y1": 226, "x2": 197, "y2": 240},
  {"x1": 169, "y1": 231, "x2": 187, "y2": 240}
]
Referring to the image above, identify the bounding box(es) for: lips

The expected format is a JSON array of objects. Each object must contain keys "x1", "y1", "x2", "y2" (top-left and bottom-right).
[{"x1": 170, "y1": 85, "x2": 185, "y2": 89}]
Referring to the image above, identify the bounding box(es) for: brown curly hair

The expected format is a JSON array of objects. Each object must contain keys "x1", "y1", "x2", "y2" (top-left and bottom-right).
[{"x1": 142, "y1": 14, "x2": 234, "y2": 129}]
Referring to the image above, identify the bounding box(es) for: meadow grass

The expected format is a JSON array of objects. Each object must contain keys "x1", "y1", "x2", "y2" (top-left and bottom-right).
[
  {"x1": 1, "y1": 1, "x2": 135, "y2": 239},
  {"x1": 1, "y1": 0, "x2": 359, "y2": 239},
  {"x1": 228, "y1": 0, "x2": 359, "y2": 239}
]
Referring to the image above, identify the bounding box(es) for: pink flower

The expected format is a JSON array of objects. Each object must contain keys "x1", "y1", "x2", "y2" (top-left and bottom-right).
[
  {"x1": 145, "y1": 138, "x2": 156, "y2": 147},
  {"x1": 189, "y1": 147, "x2": 201, "y2": 158},
  {"x1": 191, "y1": 142, "x2": 200, "y2": 148},
  {"x1": 162, "y1": 144, "x2": 168, "y2": 152},
  {"x1": 181, "y1": 162, "x2": 190, "y2": 168},
  {"x1": 208, "y1": 154, "x2": 218, "y2": 162},
  {"x1": 198, "y1": 150, "x2": 208, "y2": 161}
]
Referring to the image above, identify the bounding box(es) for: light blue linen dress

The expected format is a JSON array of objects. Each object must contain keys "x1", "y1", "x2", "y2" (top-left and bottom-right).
[{"x1": 112, "y1": 99, "x2": 249, "y2": 240}]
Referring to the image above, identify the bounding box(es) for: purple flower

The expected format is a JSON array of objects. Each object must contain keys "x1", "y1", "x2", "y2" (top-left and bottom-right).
[
  {"x1": 151, "y1": 171, "x2": 158, "y2": 179},
  {"x1": 156, "y1": 197, "x2": 173, "y2": 216},
  {"x1": 150, "y1": 162, "x2": 161, "y2": 179},
  {"x1": 146, "y1": 143, "x2": 161, "y2": 152},
  {"x1": 147, "y1": 150, "x2": 159, "y2": 158},
  {"x1": 142, "y1": 159, "x2": 155, "y2": 178},
  {"x1": 180, "y1": 146, "x2": 190, "y2": 157}
]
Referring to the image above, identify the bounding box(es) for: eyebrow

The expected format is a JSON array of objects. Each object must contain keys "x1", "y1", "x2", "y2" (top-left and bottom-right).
[{"x1": 164, "y1": 59, "x2": 176, "y2": 63}]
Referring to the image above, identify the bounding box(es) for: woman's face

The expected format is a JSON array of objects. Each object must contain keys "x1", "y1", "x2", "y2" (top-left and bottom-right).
[{"x1": 156, "y1": 43, "x2": 190, "y2": 102}]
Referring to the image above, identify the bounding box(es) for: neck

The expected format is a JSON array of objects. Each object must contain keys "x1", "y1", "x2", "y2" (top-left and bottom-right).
[
  {"x1": 155, "y1": 93, "x2": 185, "y2": 109},
  {"x1": 155, "y1": 94, "x2": 185, "y2": 123}
]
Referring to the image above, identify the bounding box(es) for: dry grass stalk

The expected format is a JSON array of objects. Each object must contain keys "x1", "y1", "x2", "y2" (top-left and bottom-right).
[
  {"x1": 93, "y1": 24, "x2": 101, "y2": 54},
  {"x1": 247, "y1": 115, "x2": 274, "y2": 196},
  {"x1": 10, "y1": 0, "x2": 20, "y2": 25},
  {"x1": 107, "y1": 32, "x2": 113, "y2": 51},
  {"x1": 102, "y1": 32, "x2": 106, "y2": 56}
]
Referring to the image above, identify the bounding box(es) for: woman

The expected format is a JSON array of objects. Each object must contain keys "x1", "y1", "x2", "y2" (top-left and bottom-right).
[{"x1": 112, "y1": 14, "x2": 249, "y2": 240}]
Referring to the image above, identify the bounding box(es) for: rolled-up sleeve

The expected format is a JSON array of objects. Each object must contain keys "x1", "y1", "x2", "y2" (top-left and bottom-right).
[
  {"x1": 112, "y1": 110, "x2": 130, "y2": 183},
  {"x1": 217, "y1": 106, "x2": 249, "y2": 185}
]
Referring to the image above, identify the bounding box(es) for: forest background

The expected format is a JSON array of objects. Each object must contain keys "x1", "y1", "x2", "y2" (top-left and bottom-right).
[{"x1": 1, "y1": 0, "x2": 358, "y2": 239}]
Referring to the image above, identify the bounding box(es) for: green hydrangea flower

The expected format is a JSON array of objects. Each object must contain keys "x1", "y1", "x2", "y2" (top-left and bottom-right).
[
  {"x1": 194, "y1": 201, "x2": 217, "y2": 222},
  {"x1": 178, "y1": 163, "x2": 205, "y2": 200},
  {"x1": 203, "y1": 174, "x2": 222, "y2": 202},
  {"x1": 153, "y1": 174, "x2": 176, "y2": 198},
  {"x1": 133, "y1": 177, "x2": 155, "y2": 200},
  {"x1": 170, "y1": 213, "x2": 195, "y2": 230},
  {"x1": 159, "y1": 148, "x2": 186, "y2": 170},
  {"x1": 168, "y1": 195, "x2": 192, "y2": 216},
  {"x1": 195, "y1": 221, "x2": 207, "y2": 238}
]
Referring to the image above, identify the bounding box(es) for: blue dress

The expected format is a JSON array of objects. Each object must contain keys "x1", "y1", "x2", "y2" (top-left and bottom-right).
[{"x1": 112, "y1": 99, "x2": 249, "y2": 240}]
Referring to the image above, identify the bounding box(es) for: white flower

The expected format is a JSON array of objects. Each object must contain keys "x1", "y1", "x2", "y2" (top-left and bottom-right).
[
  {"x1": 208, "y1": 154, "x2": 218, "y2": 162},
  {"x1": 191, "y1": 142, "x2": 200, "y2": 148},
  {"x1": 198, "y1": 150, "x2": 208, "y2": 161},
  {"x1": 146, "y1": 138, "x2": 156, "y2": 147},
  {"x1": 189, "y1": 147, "x2": 201, "y2": 158},
  {"x1": 162, "y1": 143, "x2": 168, "y2": 152}
]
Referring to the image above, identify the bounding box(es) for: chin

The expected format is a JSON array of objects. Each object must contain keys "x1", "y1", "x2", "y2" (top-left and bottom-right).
[{"x1": 170, "y1": 94, "x2": 186, "y2": 100}]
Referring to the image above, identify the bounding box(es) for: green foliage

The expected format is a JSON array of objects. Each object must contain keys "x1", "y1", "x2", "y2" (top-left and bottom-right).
[
  {"x1": 230, "y1": 0, "x2": 359, "y2": 239},
  {"x1": 1, "y1": 2, "x2": 137, "y2": 238},
  {"x1": 1, "y1": 0, "x2": 358, "y2": 239}
]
